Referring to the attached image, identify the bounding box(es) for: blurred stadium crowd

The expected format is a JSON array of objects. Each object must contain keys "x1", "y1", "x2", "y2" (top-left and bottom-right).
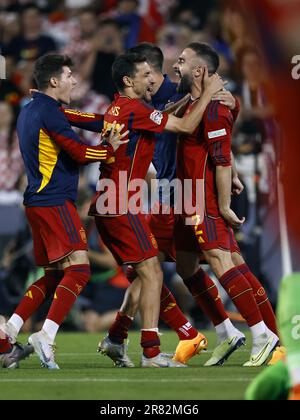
[{"x1": 0, "y1": 0, "x2": 282, "y2": 333}]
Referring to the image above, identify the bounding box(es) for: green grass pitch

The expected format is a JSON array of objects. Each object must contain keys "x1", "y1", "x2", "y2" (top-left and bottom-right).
[{"x1": 0, "y1": 330, "x2": 264, "y2": 400}]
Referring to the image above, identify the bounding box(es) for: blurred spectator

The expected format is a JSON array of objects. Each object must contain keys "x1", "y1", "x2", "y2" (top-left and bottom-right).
[
  {"x1": 81, "y1": 19, "x2": 123, "y2": 99},
  {"x1": 2, "y1": 3, "x2": 57, "y2": 65},
  {"x1": 0, "y1": 101, "x2": 23, "y2": 200},
  {"x1": 0, "y1": 12, "x2": 21, "y2": 46},
  {"x1": 236, "y1": 47, "x2": 274, "y2": 124},
  {"x1": 62, "y1": 7, "x2": 98, "y2": 72},
  {"x1": 222, "y1": 7, "x2": 254, "y2": 54},
  {"x1": 101, "y1": 0, "x2": 164, "y2": 48}
]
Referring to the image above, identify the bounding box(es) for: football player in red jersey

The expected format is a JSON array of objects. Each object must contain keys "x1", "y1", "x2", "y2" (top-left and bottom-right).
[
  {"x1": 89, "y1": 52, "x2": 224, "y2": 367},
  {"x1": 173, "y1": 42, "x2": 279, "y2": 366},
  {"x1": 0, "y1": 54, "x2": 127, "y2": 369}
]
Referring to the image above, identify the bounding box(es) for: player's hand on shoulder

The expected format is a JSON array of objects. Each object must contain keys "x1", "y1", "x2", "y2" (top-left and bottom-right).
[
  {"x1": 202, "y1": 67, "x2": 225, "y2": 96},
  {"x1": 104, "y1": 121, "x2": 129, "y2": 152},
  {"x1": 211, "y1": 89, "x2": 236, "y2": 110},
  {"x1": 220, "y1": 207, "x2": 245, "y2": 228}
]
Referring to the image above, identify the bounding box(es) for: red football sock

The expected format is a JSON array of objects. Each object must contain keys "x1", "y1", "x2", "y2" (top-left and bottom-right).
[
  {"x1": 141, "y1": 330, "x2": 160, "y2": 358},
  {"x1": 47, "y1": 265, "x2": 90, "y2": 325},
  {"x1": 183, "y1": 269, "x2": 228, "y2": 326},
  {"x1": 238, "y1": 264, "x2": 278, "y2": 334},
  {"x1": 219, "y1": 267, "x2": 263, "y2": 327},
  {"x1": 108, "y1": 311, "x2": 134, "y2": 344},
  {"x1": 14, "y1": 270, "x2": 64, "y2": 322},
  {"x1": 0, "y1": 337, "x2": 12, "y2": 354},
  {"x1": 159, "y1": 284, "x2": 198, "y2": 340}
]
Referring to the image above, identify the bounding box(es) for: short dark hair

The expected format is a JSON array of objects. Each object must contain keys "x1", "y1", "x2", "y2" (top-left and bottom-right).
[
  {"x1": 112, "y1": 52, "x2": 147, "y2": 91},
  {"x1": 33, "y1": 54, "x2": 73, "y2": 91},
  {"x1": 186, "y1": 42, "x2": 219, "y2": 74},
  {"x1": 128, "y1": 43, "x2": 164, "y2": 73},
  {"x1": 21, "y1": 3, "x2": 41, "y2": 14}
]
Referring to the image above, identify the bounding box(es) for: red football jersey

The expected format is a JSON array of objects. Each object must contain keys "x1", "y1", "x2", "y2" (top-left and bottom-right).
[
  {"x1": 89, "y1": 95, "x2": 169, "y2": 216},
  {"x1": 177, "y1": 100, "x2": 233, "y2": 217}
]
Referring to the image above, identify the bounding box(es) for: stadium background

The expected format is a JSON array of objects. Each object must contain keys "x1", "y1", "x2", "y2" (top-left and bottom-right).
[{"x1": 0, "y1": 0, "x2": 282, "y2": 335}]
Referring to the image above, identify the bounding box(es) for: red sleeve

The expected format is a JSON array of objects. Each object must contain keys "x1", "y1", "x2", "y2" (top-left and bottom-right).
[
  {"x1": 130, "y1": 100, "x2": 169, "y2": 133},
  {"x1": 61, "y1": 108, "x2": 104, "y2": 133},
  {"x1": 231, "y1": 97, "x2": 240, "y2": 122},
  {"x1": 204, "y1": 102, "x2": 233, "y2": 167},
  {"x1": 43, "y1": 105, "x2": 114, "y2": 164}
]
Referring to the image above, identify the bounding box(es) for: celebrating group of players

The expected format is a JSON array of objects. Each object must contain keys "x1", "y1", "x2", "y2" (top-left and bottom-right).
[{"x1": 0, "y1": 41, "x2": 281, "y2": 370}]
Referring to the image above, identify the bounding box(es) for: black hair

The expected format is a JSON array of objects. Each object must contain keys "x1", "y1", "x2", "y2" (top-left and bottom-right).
[
  {"x1": 128, "y1": 43, "x2": 163, "y2": 73},
  {"x1": 33, "y1": 54, "x2": 73, "y2": 91},
  {"x1": 186, "y1": 42, "x2": 219, "y2": 74},
  {"x1": 112, "y1": 52, "x2": 147, "y2": 91},
  {"x1": 21, "y1": 3, "x2": 41, "y2": 14}
]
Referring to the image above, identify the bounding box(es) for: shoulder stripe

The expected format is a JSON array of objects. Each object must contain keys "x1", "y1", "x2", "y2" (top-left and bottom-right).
[
  {"x1": 207, "y1": 101, "x2": 219, "y2": 122},
  {"x1": 64, "y1": 110, "x2": 96, "y2": 119}
]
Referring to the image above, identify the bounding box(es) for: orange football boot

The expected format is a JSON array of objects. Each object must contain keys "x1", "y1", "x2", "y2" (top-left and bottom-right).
[
  {"x1": 268, "y1": 346, "x2": 286, "y2": 366},
  {"x1": 289, "y1": 384, "x2": 300, "y2": 400},
  {"x1": 173, "y1": 332, "x2": 208, "y2": 364}
]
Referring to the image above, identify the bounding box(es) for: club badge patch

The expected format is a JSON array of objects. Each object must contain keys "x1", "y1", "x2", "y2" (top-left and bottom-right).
[{"x1": 150, "y1": 110, "x2": 163, "y2": 125}]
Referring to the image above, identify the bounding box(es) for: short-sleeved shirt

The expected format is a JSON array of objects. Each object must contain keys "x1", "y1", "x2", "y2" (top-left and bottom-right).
[
  {"x1": 89, "y1": 95, "x2": 169, "y2": 216},
  {"x1": 177, "y1": 100, "x2": 233, "y2": 217}
]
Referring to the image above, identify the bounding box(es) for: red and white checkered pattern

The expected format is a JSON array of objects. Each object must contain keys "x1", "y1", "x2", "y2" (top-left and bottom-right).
[{"x1": 0, "y1": 131, "x2": 24, "y2": 191}]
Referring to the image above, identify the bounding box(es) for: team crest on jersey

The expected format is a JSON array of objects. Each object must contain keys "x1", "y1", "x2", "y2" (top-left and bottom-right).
[
  {"x1": 79, "y1": 228, "x2": 87, "y2": 244},
  {"x1": 150, "y1": 110, "x2": 163, "y2": 125},
  {"x1": 257, "y1": 287, "x2": 265, "y2": 296},
  {"x1": 149, "y1": 233, "x2": 158, "y2": 249}
]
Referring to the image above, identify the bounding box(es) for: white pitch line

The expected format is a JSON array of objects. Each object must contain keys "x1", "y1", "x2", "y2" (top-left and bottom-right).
[{"x1": 0, "y1": 378, "x2": 252, "y2": 383}]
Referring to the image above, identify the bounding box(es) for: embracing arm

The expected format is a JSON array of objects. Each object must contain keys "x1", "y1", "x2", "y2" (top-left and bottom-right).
[
  {"x1": 164, "y1": 70, "x2": 224, "y2": 134},
  {"x1": 61, "y1": 108, "x2": 104, "y2": 133}
]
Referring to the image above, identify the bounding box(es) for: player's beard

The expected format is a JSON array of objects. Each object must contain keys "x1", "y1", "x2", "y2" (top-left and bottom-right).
[{"x1": 177, "y1": 74, "x2": 192, "y2": 94}]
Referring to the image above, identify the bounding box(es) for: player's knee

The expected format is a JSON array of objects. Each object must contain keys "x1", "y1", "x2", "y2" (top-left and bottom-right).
[
  {"x1": 176, "y1": 260, "x2": 198, "y2": 280},
  {"x1": 204, "y1": 249, "x2": 233, "y2": 277},
  {"x1": 136, "y1": 257, "x2": 163, "y2": 286},
  {"x1": 34, "y1": 270, "x2": 64, "y2": 297},
  {"x1": 64, "y1": 264, "x2": 91, "y2": 291},
  {"x1": 231, "y1": 251, "x2": 244, "y2": 266}
]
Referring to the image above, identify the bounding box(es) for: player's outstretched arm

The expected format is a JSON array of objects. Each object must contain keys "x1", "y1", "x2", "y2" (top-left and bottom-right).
[
  {"x1": 29, "y1": 89, "x2": 105, "y2": 133},
  {"x1": 43, "y1": 106, "x2": 115, "y2": 164},
  {"x1": 164, "y1": 94, "x2": 191, "y2": 115},
  {"x1": 62, "y1": 108, "x2": 104, "y2": 133},
  {"x1": 164, "y1": 69, "x2": 225, "y2": 134}
]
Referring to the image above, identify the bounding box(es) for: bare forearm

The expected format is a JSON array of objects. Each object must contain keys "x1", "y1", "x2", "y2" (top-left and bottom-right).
[
  {"x1": 231, "y1": 152, "x2": 237, "y2": 178},
  {"x1": 216, "y1": 165, "x2": 232, "y2": 211},
  {"x1": 164, "y1": 94, "x2": 190, "y2": 115},
  {"x1": 180, "y1": 91, "x2": 212, "y2": 133}
]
